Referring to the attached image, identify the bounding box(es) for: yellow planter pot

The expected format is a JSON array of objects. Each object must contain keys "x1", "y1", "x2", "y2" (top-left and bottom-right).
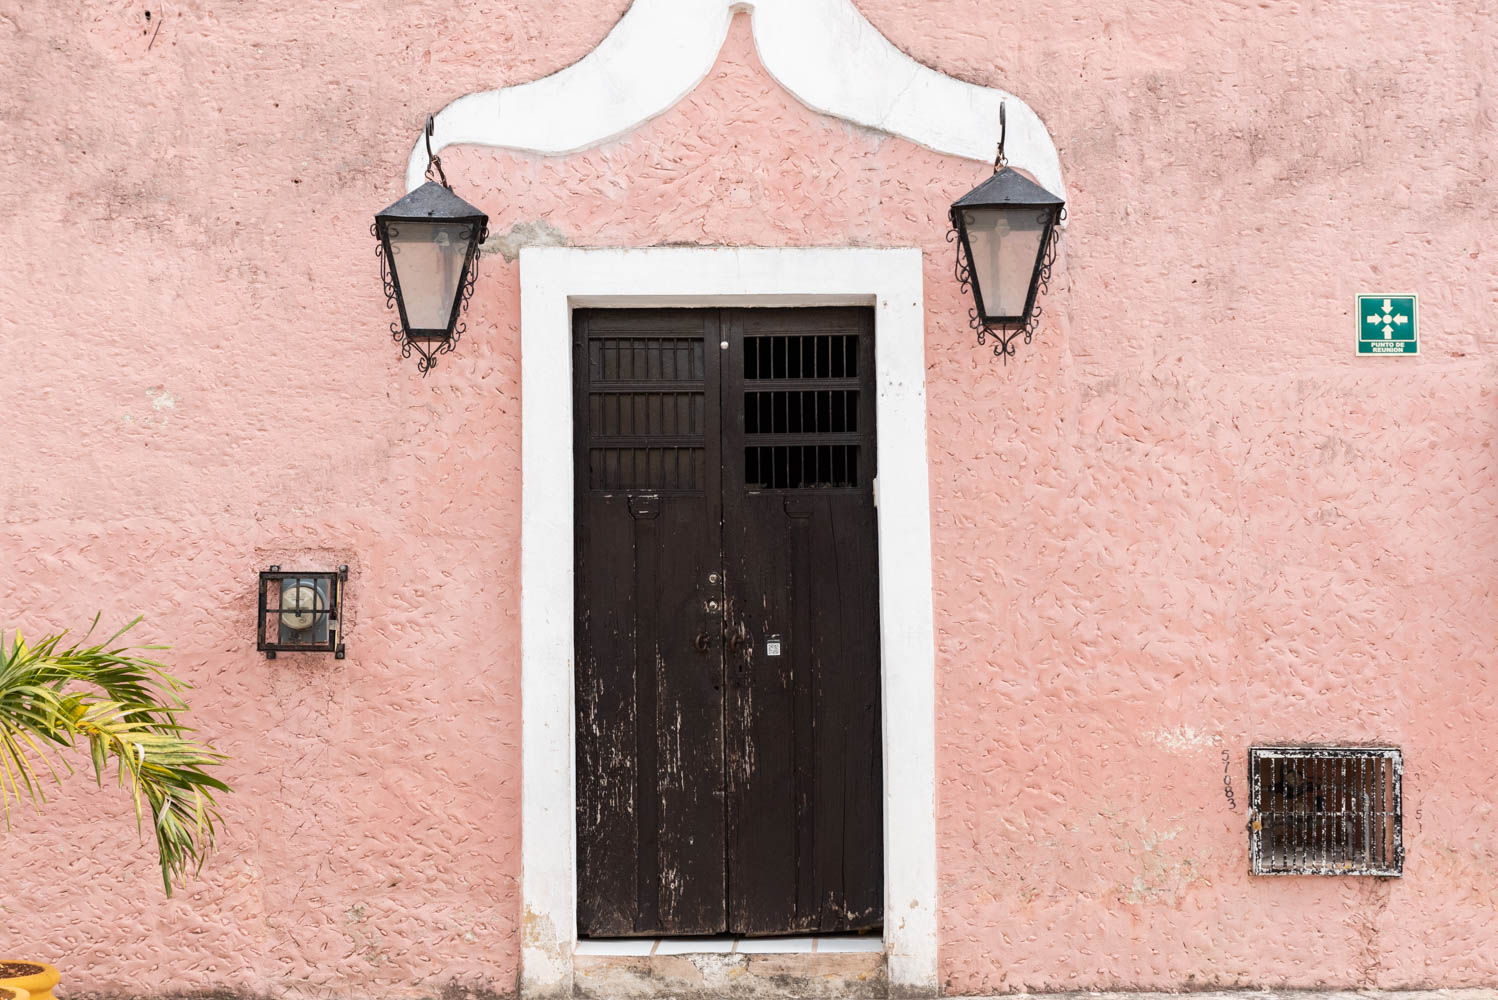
[{"x1": 0, "y1": 961, "x2": 57, "y2": 1000}]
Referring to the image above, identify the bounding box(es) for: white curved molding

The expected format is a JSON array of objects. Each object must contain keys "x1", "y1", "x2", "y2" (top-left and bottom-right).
[
  {"x1": 406, "y1": 0, "x2": 1066, "y2": 201},
  {"x1": 748, "y1": 0, "x2": 1064, "y2": 195}
]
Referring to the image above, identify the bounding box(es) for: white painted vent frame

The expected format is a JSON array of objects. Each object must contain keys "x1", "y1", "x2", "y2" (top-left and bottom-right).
[{"x1": 1248, "y1": 746, "x2": 1403, "y2": 877}]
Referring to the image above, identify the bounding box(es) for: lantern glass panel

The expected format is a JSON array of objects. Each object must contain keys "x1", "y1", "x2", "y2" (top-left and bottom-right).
[
  {"x1": 963, "y1": 206, "x2": 1049, "y2": 320},
  {"x1": 278, "y1": 577, "x2": 330, "y2": 645},
  {"x1": 388, "y1": 220, "x2": 474, "y2": 331}
]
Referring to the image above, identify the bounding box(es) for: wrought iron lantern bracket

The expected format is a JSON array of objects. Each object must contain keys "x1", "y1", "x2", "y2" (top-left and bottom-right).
[{"x1": 423, "y1": 114, "x2": 449, "y2": 190}]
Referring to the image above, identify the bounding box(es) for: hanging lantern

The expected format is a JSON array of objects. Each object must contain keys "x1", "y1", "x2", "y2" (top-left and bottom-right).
[
  {"x1": 948, "y1": 104, "x2": 1066, "y2": 362},
  {"x1": 373, "y1": 116, "x2": 489, "y2": 374}
]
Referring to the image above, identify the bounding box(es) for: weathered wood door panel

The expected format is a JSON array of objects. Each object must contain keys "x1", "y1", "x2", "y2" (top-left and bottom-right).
[
  {"x1": 574, "y1": 309, "x2": 727, "y2": 936},
  {"x1": 574, "y1": 307, "x2": 881, "y2": 938},
  {"x1": 722, "y1": 309, "x2": 883, "y2": 934}
]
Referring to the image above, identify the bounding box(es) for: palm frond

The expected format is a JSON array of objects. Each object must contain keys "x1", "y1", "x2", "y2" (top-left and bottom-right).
[{"x1": 0, "y1": 619, "x2": 229, "y2": 894}]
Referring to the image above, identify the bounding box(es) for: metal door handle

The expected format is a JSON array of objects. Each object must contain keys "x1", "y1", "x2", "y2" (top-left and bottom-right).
[{"x1": 695, "y1": 632, "x2": 712, "y2": 653}]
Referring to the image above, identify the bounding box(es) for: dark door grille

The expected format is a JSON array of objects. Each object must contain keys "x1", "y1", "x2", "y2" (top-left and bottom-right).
[
  {"x1": 744, "y1": 389, "x2": 859, "y2": 434},
  {"x1": 741, "y1": 333, "x2": 866, "y2": 490},
  {"x1": 745, "y1": 444, "x2": 859, "y2": 490},
  {"x1": 744, "y1": 332, "x2": 858, "y2": 380},
  {"x1": 1249, "y1": 746, "x2": 1403, "y2": 876}
]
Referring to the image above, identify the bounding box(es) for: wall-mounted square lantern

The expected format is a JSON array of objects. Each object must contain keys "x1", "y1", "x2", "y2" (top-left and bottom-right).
[
  {"x1": 949, "y1": 103, "x2": 1066, "y2": 362},
  {"x1": 257, "y1": 565, "x2": 347, "y2": 658},
  {"x1": 373, "y1": 116, "x2": 489, "y2": 375}
]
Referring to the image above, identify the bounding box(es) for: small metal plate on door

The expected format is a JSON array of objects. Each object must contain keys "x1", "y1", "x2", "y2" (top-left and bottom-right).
[{"x1": 766, "y1": 638, "x2": 782, "y2": 656}]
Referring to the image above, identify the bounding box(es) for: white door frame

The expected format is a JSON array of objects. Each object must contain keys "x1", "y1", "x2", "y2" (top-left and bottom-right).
[{"x1": 518, "y1": 246, "x2": 937, "y2": 995}]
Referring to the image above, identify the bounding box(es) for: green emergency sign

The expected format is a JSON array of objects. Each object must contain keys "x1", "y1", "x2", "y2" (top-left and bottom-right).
[{"x1": 1358, "y1": 295, "x2": 1417, "y2": 355}]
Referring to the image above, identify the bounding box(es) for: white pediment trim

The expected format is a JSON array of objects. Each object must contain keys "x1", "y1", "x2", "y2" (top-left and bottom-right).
[{"x1": 405, "y1": 0, "x2": 1066, "y2": 201}]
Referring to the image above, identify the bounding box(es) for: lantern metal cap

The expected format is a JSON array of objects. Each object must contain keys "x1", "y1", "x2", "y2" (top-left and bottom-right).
[
  {"x1": 375, "y1": 180, "x2": 487, "y2": 224},
  {"x1": 952, "y1": 166, "x2": 1064, "y2": 210}
]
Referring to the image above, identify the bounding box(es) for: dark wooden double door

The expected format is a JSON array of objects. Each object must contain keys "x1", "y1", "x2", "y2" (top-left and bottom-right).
[{"x1": 574, "y1": 308, "x2": 882, "y2": 938}]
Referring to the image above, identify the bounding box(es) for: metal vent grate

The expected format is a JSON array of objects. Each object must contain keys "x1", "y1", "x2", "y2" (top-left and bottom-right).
[{"x1": 1249, "y1": 746, "x2": 1402, "y2": 876}]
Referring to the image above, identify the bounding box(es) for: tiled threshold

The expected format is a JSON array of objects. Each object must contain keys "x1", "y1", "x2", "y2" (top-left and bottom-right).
[{"x1": 576, "y1": 933, "x2": 884, "y2": 956}]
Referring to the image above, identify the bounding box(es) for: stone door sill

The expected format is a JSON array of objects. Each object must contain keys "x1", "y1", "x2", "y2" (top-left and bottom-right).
[
  {"x1": 573, "y1": 940, "x2": 886, "y2": 999},
  {"x1": 576, "y1": 934, "x2": 885, "y2": 956}
]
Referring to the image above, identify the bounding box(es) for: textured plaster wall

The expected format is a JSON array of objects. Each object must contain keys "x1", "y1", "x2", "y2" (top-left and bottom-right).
[{"x1": 1, "y1": 1, "x2": 1495, "y2": 997}]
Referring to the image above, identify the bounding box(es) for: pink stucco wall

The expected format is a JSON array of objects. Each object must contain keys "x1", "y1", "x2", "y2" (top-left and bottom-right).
[{"x1": 3, "y1": 1, "x2": 1495, "y2": 996}]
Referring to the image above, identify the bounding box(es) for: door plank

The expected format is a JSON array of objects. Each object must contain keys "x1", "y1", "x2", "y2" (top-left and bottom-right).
[
  {"x1": 808, "y1": 500, "x2": 883, "y2": 930},
  {"x1": 630, "y1": 496, "x2": 662, "y2": 931},
  {"x1": 574, "y1": 309, "x2": 727, "y2": 936},
  {"x1": 650, "y1": 312, "x2": 726, "y2": 932},
  {"x1": 788, "y1": 501, "x2": 817, "y2": 925},
  {"x1": 721, "y1": 308, "x2": 884, "y2": 935},
  {"x1": 575, "y1": 488, "x2": 640, "y2": 936}
]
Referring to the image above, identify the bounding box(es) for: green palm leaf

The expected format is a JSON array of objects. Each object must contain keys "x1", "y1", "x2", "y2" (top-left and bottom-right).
[{"x1": 0, "y1": 617, "x2": 228, "y2": 895}]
